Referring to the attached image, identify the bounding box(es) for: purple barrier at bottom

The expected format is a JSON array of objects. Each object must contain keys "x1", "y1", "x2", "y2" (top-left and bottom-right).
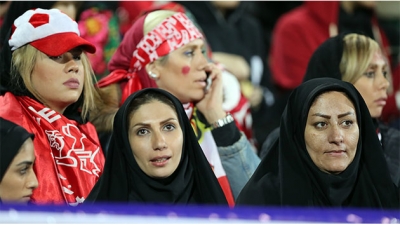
[{"x1": 0, "y1": 203, "x2": 399, "y2": 224}]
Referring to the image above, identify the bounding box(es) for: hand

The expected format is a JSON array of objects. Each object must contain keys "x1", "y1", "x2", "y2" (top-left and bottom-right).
[{"x1": 195, "y1": 63, "x2": 227, "y2": 123}]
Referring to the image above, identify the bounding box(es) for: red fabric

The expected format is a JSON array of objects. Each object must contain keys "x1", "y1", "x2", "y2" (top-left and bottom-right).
[
  {"x1": 118, "y1": 1, "x2": 155, "y2": 35},
  {"x1": 269, "y1": 1, "x2": 339, "y2": 90},
  {"x1": 129, "y1": 13, "x2": 203, "y2": 72},
  {"x1": 217, "y1": 176, "x2": 234, "y2": 207},
  {"x1": 147, "y1": 2, "x2": 214, "y2": 60},
  {"x1": 229, "y1": 93, "x2": 253, "y2": 141},
  {"x1": 382, "y1": 65, "x2": 400, "y2": 122},
  {"x1": 97, "y1": 69, "x2": 143, "y2": 106},
  {"x1": 107, "y1": 14, "x2": 156, "y2": 89},
  {"x1": 0, "y1": 93, "x2": 104, "y2": 205},
  {"x1": 147, "y1": 2, "x2": 187, "y2": 14},
  {"x1": 269, "y1": 1, "x2": 399, "y2": 122},
  {"x1": 30, "y1": 32, "x2": 96, "y2": 57}
]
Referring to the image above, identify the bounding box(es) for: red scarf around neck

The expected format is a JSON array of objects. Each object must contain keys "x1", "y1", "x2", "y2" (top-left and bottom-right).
[{"x1": 0, "y1": 93, "x2": 104, "y2": 205}]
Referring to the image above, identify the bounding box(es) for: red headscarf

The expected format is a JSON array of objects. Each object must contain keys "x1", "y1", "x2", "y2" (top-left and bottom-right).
[{"x1": 98, "y1": 12, "x2": 203, "y2": 104}]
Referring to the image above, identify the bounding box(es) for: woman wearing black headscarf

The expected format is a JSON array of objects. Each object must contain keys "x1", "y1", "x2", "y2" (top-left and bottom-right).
[
  {"x1": 302, "y1": 33, "x2": 400, "y2": 188},
  {"x1": 86, "y1": 88, "x2": 228, "y2": 205},
  {"x1": 236, "y1": 78, "x2": 399, "y2": 208},
  {"x1": 0, "y1": 118, "x2": 37, "y2": 204}
]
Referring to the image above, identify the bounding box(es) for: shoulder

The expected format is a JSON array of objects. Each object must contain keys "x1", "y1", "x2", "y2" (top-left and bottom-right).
[
  {"x1": 236, "y1": 145, "x2": 281, "y2": 206},
  {"x1": 0, "y1": 92, "x2": 24, "y2": 120},
  {"x1": 380, "y1": 123, "x2": 400, "y2": 149},
  {"x1": 236, "y1": 171, "x2": 280, "y2": 206},
  {"x1": 0, "y1": 93, "x2": 32, "y2": 131}
]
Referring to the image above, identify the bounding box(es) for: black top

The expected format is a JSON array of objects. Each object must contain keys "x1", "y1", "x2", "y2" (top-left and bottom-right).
[
  {"x1": 0, "y1": 118, "x2": 34, "y2": 180},
  {"x1": 86, "y1": 88, "x2": 228, "y2": 205},
  {"x1": 236, "y1": 78, "x2": 399, "y2": 208}
]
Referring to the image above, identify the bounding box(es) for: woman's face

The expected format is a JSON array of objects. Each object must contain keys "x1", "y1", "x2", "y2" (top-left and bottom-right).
[
  {"x1": 0, "y1": 138, "x2": 38, "y2": 204},
  {"x1": 128, "y1": 100, "x2": 183, "y2": 178},
  {"x1": 154, "y1": 39, "x2": 209, "y2": 104},
  {"x1": 353, "y1": 51, "x2": 389, "y2": 118},
  {"x1": 304, "y1": 91, "x2": 359, "y2": 174},
  {"x1": 31, "y1": 48, "x2": 84, "y2": 114}
]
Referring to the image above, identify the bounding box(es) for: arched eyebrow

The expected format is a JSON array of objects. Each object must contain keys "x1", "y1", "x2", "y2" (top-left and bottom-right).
[
  {"x1": 181, "y1": 42, "x2": 204, "y2": 51},
  {"x1": 131, "y1": 118, "x2": 178, "y2": 129},
  {"x1": 312, "y1": 112, "x2": 355, "y2": 119},
  {"x1": 16, "y1": 161, "x2": 33, "y2": 166}
]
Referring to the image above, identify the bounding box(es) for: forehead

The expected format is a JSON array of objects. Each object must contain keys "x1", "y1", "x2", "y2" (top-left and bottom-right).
[
  {"x1": 130, "y1": 100, "x2": 177, "y2": 120},
  {"x1": 310, "y1": 91, "x2": 355, "y2": 113},
  {"x1": 177, "y1": 39, "x2": 204, "y2": 50},
  {"x1": 369, "y1": 51, "x2": 386, "y2": 66}
]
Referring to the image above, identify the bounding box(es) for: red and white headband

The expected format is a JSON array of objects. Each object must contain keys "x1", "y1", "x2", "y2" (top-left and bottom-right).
[{"x1": 130, "y1": 12, "x2": 203, "y2": 72}]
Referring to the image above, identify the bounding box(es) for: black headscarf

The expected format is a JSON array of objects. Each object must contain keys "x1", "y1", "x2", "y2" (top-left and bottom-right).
[
  {"x1": 86, "y1": 88, "x2": 227, "y2": 205},
  {"x1": 302, "y1": 33, "x2": 346, "y2": 82},
  {"x1": 0, "y1": 118, "x2": 34, "y2": 180},
  {"x1": 236, "y1": 78, "x2": 399, "y2": 208}
]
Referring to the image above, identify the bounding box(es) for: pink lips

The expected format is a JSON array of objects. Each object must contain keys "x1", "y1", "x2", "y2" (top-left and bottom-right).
[
  {"x1": 325, "y1": 150, "x2": 346, "y2": 157},
  {"x1": 22, "y1": 194, "x2": 32, "y2": 202},
  {"x1": 63, "y1": 78, "x2": 80, "y2": 89},
  {"x1": 375, "y1": 98, "x2": 387, "y2": 106},
  {"x1": 195, "y1": 78, "x2": 207, "y2": 87},
  {"x1": 150, "y1": 156, "x2": 171, "y2": 167}
]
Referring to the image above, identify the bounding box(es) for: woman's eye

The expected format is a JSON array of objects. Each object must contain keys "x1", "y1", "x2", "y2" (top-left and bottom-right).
[
  {"x1": 20, "y1": 167, "x2": 27, "y2": 175},
  {"x1": 137, "y1": 129, "x2": 149, "y2": 136},
  {"x1": 382, "y1": 70, "x2": 388, "y2": 78},
  {"x1": 363, "y1": 71, "x2": 375, "y2": 78},
  {"x1": 49, "y1": 55, "x2": 62, "y2": 60},
  {"x1": 164, "y1": 124, "x2": 176, "y2": 131},
  {"x1": 184, "y1": 50, "x2": 194, "y2": 57},
  {"x1": 73, "y1": 55, "x2": 82, "y2": 61},
  {"x1": 341, "y1": 120, "x2": 354, "y2": 127},
  {"x1": 314, "y1": 122, "x2": 326, "y2": 129}
]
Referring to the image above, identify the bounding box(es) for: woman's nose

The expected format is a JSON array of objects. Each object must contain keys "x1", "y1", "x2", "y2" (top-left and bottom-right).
[
  {"x1": 66, "y1": 60, "x2": 79, "y2": 73},
  {"x1": 27, "y1": 169, "x2": 39, "y2": 190},
  {"x1": 329, "y1": 125, "x2": 344, "y2": 145},
  {"x1": 152, "y1": 131, "x2": 167, "y2": 150},
  {"x1": 376, "y1": 71, "x2": 390, "y2": 90},
  {"x1": 197, "y1": 51, "x2": 209, "y2": 70}
]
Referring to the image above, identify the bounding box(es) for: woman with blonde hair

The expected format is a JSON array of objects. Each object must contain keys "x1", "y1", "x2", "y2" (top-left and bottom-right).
[
  {"x1": 92, "y1": 9, "x2": 260, "y2": 205},
  {"x1": 0, "y1": 8, "x2": 105, "y2": 205}
]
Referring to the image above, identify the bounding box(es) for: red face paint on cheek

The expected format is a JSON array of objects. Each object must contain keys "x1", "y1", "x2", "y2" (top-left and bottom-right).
[{"x1": 181, "y1": 66, "x2": 191, "y2": 75}]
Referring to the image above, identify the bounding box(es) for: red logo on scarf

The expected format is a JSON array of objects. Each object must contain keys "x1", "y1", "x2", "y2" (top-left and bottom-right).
[{"x1": 12, "y1": 95, "x2": 105, "y2": 205}]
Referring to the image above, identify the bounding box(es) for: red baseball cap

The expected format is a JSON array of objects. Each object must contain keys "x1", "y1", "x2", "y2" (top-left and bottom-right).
[{"x1": 9, "y1": 8, "x2": 95, "y2": 56}]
